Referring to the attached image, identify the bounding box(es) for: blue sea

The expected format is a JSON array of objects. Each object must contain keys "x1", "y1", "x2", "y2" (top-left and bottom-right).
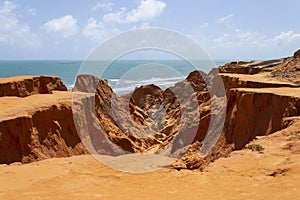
[{"x1": 0, "y1": 60, "x2": 227, "y2": 95}]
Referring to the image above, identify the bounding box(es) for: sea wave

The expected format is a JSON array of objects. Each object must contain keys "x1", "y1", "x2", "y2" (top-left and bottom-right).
[
  {"x1": 66, "y1": 76, "x2": 185, "y2": 93},
  {"x1": 110, "y1": 76, "x2": 185, "y2": 95},
  {"x1": 66, "y1": 83, "x2": 75, "y2": 90}
]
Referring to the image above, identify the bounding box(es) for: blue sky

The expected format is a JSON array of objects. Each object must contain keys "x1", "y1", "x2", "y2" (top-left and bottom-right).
[{"x1": 0, "y1": 0, "x2": 299, "y2": 60}]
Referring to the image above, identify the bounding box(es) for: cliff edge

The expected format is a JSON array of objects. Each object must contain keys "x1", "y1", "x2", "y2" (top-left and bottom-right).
[
  {"x1": 0, "y1": 76, "x2": 86, "y2": 164},
  {"x1": 0, "y1": 50, "x2": 299, "y2": 171}
]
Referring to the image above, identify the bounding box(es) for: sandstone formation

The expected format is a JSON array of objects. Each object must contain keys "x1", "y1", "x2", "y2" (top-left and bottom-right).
[
  {"x1": 225, "y1": 88, "x2": 300, "y2": 150},
  {"x1": 0, "y1": 76, "x2": 67, "y2": 97},
  {"x1": 219, "y1": 50, "x2": 300, "y2": 85},
  {"x1": 0, "y1": 50, "x2": 299, "y2": 173},
  {"x1": 219, "y1": 59, "x2": 284, "y2": 74},
  {"x1": 0, "y1": 77, "x2": 86, "y2": 164},
  {"x1": 74, "y1": 71, "x2": 216, "y2": 159},
  {"x1": 269, "y1": 50, "x2": 300, "y2": 84},
  {"x1": 172, "y1": 50, "x2": 300, "y2": 169},
  {"x1": 220, "y1": 73, "x2": 298, "y2": 92}
]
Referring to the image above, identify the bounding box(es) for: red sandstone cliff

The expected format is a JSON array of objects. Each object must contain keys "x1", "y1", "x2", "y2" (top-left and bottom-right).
[
  {"x1": 0, "y1": 50, "x2": 299, "y2": 170},
  {"x1": 0, "y1": 77, "x2": 86, "y2": 164},
  {"x1": 0, "y1": 76, "x2": 67, "y2": 97},
  {"x1": 170, "y1": 50, "x2": 300, "y2": 169}
]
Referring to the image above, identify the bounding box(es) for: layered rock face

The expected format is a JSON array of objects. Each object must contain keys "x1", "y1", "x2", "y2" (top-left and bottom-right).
[
  {"x1": 219, "y1": 59, "x2": 284, "y2": 74},
  {"x1": 173, "y1": 50, "x2": 300, "y2": 169},
  {"x1": 72, "y1": 70, "x2": 227, "y2": 169},
  {"x1": 268, "y1": 50, "x2": 300, "y2": 84},
  {"x1": 72, "y1": 75, "x2": 163, "y2": 155},
  {"x1": 0, "y1": 77, "x2": 86, "y2": 164},
  {"x1": 225, "y1": 88, "x2": 300, "y2": 150},
  {"x1": 0, "y1": 76, "x2": 67, "y2": 97},
  {"x1": 73, "y1": 74, "x2": 206, "y2": 157},
  {"x1": 220, "y1": 50, "x2": 300, "y2": 86},
  {"x1": 218, "y1": 50, "x2": 300, "y2": 152}
]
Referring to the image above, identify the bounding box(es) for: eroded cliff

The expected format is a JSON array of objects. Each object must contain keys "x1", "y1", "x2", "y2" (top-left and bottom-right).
[
  {"x1": 0, "y1": 50, "x2": 299, "y2": 171},
  {"x1": 0, "y1": 76, "x2": 67, "y2": 97},
  {"x1": 0, "y1": 77, "x2": 86, "y2": 164}
]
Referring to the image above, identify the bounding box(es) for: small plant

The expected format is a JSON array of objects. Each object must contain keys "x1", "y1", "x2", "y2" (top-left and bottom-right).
[{"x1": 247, "y1": 144, "x2": 265, "y2": 152}]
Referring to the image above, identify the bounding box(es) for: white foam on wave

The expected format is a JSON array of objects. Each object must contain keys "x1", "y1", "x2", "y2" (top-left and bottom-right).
[
  {"x1": 110, "y1": 76, "x2": 185, "y2": 95},
  {"x1": 66, "y1": 83, "x2": 75, "y2": 90},
  {"x1": 109, "y1": 79, "x2": 119, "y2": 82},
  {"x1": 66, "y1": 76, "x2": 184, "y2": 93}
]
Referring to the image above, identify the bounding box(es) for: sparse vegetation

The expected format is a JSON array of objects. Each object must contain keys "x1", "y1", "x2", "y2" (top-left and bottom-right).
[{"x1": 247, "y1": 144, "x2": 265, "y2": 152}]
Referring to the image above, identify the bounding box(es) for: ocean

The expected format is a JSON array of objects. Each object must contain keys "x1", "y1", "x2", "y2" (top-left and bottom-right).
[{"x1": 0, "y1": 60, "x2": 227, "y2": 95}]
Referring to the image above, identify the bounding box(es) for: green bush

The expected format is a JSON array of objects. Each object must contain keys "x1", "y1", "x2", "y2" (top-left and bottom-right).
[{"x1": 247, "y1": 144, "x2": 265, "y2": 152}]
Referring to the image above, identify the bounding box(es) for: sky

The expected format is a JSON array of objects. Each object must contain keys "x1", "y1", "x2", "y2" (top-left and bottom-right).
[{"x1": 0, "y1": 0, "x2": 299, "y2": 60}]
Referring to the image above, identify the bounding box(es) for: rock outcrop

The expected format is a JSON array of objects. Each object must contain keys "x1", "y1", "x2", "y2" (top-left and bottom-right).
[
  {"x1": 171, "y1": 49, "x2": 300, "y2": 169},
  {"x1": 268, "y1": 51, "x2": 300, "y2": 84},
  {"x1": 0, "y1": 76, "x2": 67, "y2": 97},
  {"x1": 0, "y1": 91, "x2": 87, "y2": 164},
  {"x1": 221, "y1": 73, "x2": 298, "y2": 92},
  {"x1": 225, "y1": 88, "x2": 300, "y2": 150},
  {"x1": 0, "y1": 77, "x2": 85, "y2": 164},
  {"x1": 219, "y1": 49, "x2": 300, "y2": 86},
  {"x1": 219, "y1": 59, "x2": 284, "y2": 74}
]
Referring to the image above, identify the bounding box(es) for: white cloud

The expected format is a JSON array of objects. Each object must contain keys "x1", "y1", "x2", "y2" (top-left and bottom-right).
[
  {"x1": 0, "y1": 1, "x2": 40, "y2": 47},
  {"x1": 82, "y1": 18, "x2": 120, "y2": 42},
  {"x1": 42, "y1": 15, "x2": 78, "y2": 38},
  {"x1": 213, "y1": 33, "x2": 229, "y2": 43},
  {"x1": 25, "y1": 6, "x2": 36, "y2": 16},
  {"x1": 272, "y1": 31, "x2": 300, "y2": 46},
  {"x1": 83, "y1": 0, "x2": 166, "y2": 43},
  {"x1": 92, "y1": 2, "x2": 114, "y2": 12},
  {"x1": 140, "y1": 22, "x2": 150, "y2": 28},
  {"x1": 0, "y1": 1, "x2": 18, "y2": 32},
  {"x1": 191, "y1": 13, "x2": 300, "y2": 59},
  {"x1": 229, "y1": 30, "x2": 300, "y2": 49},
  {"x1": 103, "y1": 0, "x2": 166, "y2": 24},
  {"x1": 200, "y1": 22, "x2": 208, "y2": 29},
  {"x1": 218, "y1": 14, "x2": 234, "y2": 24},
  {"x1": 0, "y1": 0, "x2": 16, "y2": 14}
]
